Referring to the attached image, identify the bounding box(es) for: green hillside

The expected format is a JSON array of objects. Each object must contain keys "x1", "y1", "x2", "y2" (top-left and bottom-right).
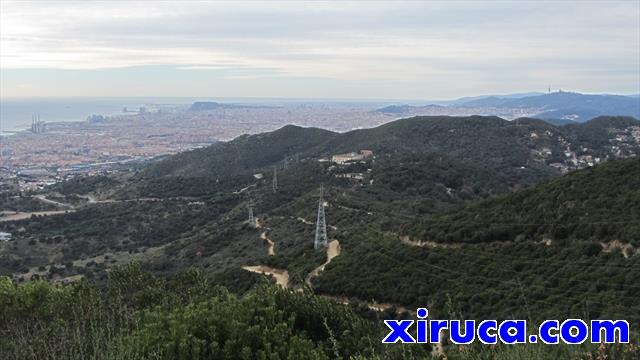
[
  {"x1": 144, "y1": 115, "x2": 639, "y2": 181},
  {"x1": 564, "y1": 116, "x2": 640, "y2": 149},
  {"x1": 405, "y1": 157, "x2": 640, "y2": 245},
  {"x1": 143, "y1": 125, "x2": 337, "y2": 178}
]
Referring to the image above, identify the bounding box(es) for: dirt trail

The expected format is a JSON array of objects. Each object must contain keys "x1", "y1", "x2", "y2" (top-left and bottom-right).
[
  {"x1": 242, "y1": 265, "x2": 290, "y2": 288},
  {"x1": 234, "y1": 184, "x2": 256, "y2": 195},
  {"x1": 253, "y1": 218, "x2": 275, "y2": 256},
  {"x1": 320, "y1": 294, "x2": 413, "y2": 314},
  {"x1": 601, "y1": 240, "x2": 638, "y2": 258},
  {"x1": 400, "y1": 236, "x2": 460, "y2": 249},
  {"x1": 76, "y1": 194, "x2": 97, "y2": 203},
  {"x1": 241, "y1": 232, "x2": 433, "y2": 352},
  {"x1": 305, "y1": 240, "x2": 341, "y2": 286},
  {"x1": 241, "y1": 218, "x2": 283, "y2": 284},
  {"x1": 261, "y1": 231, "x2": 275, "y2": 256},
  {"x1": 0, "y1": 210, "x2": 72, "y2": 222},
  {"x1": 0, "y1": 193, "x2": 157, "y2": 222},
  {"x1": 76, "y1": 194, "x2": 199, "y2": 204},
  {"x1": 34, "y1": 195, "x2": 75, "y2": 209},
  {"x1": 76, "y1": 194, "x2": 117, "y2": 204},
  {"x1": 243, "y1": 219, "x2": 421, "y2": 336}
]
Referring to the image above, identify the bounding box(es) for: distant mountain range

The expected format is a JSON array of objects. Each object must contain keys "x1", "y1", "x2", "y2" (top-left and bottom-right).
[
  {"x1": 450, "y1": 92, "x2": 545, "y2": 105},
  {"x1": 376, "y1": 91, "x2": 640, "y2": 123},
  {"x1": 188, "y1": 101, "x2": 223, "y2": 111},
  {"x1": 188, "y1": 101, "x2": 271, "y2": 111}
]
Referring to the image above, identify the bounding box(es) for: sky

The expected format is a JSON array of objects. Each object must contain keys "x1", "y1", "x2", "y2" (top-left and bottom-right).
[{"x1": 1, "y1": 0, "x2": 639, "y2": 100}]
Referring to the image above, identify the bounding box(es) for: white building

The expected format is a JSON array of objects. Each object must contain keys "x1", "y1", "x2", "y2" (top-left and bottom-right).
[{"x1": 331, "y1": 150, "x2": 374, "y2": 164}]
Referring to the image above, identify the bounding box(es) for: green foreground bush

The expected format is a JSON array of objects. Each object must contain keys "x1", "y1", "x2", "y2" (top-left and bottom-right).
[{"x1": 1, "y1": 264, "x2": 638, "y2": 360}]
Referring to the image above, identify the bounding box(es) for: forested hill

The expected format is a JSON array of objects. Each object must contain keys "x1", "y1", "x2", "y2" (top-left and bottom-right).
[
  {"x1": 143, "y1": 115, "x2": 640, "y2": 181},
  {"x1": 327, "y1": 116, "x2": 543, "y2": 169},
  {"x1": 143, "y1": 125, "x2": 337, "y2": 178},
  {"x1": 406, "y1": 157, "x2": 640, "y2": 246},
  {"x1": 564, "y1": 116, "x2": 640, "y2": 148}
]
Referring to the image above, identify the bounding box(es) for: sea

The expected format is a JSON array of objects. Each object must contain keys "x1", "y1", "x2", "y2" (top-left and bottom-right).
[
  {"x1": 0, "y1": 96, "x2": 426, "y2": 136},
  {"x1": 0, "y1": 97, "x2": 203, "y2": 135}
]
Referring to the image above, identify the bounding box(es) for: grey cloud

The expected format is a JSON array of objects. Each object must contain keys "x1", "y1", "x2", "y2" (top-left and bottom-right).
[{"x1": 1, "y1": 0, "x2": 638, "y2": 97}]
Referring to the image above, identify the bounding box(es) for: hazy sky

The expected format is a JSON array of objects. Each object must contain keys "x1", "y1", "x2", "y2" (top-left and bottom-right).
[{"x1": 1, "y1": 0, "x2": 639, "y2": 99}]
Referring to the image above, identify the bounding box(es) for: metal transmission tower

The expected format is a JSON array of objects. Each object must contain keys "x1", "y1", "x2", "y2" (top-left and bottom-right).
[
  {"x1": 248, "y1": 206, "x2": 256, "y2": 228},
  {"x1": 314, "y1": 185, "x2": 328, "y2": 249},
  {"x1": 283, "y1": 155, "x2": 289, "y2": 170},
  {"x1": 272, "y1": 166, "x2": 278, "y2": 193}
]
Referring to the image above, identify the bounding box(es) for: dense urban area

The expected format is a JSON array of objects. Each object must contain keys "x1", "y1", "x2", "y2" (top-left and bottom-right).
[{"x1": 0, "y1": 100, "x2": 546, "y2": 191}]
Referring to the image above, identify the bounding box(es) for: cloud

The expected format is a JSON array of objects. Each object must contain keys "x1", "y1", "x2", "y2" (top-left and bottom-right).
[{"x1": 0, "y1": 0, "x2": 638, "y2": 98}]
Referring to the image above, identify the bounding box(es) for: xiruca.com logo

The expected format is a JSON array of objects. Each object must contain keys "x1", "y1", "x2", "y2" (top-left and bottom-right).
[{"x1": 382, "y1": 309, "x2": 630, "y2": 345}]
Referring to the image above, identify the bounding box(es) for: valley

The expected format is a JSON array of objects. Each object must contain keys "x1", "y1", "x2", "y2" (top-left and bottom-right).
[{"x1": 2, "y1": 114, "x2": 640, "y2": 359}]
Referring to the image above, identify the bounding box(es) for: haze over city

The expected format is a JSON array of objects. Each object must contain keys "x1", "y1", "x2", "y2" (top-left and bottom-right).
[{"x1": 1, "y1": 0, "x2": 639, "y2": 99}]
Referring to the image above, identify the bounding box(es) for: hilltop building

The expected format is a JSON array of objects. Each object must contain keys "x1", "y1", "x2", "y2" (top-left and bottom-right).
[
  {"x1": 331, "y1": 150, "x2": 373, "y2": 164},
  {"x1": 335, "y1": 173, "x2": 365, "y2": 180}
]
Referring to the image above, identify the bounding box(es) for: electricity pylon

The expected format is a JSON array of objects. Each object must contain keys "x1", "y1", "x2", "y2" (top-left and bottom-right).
[
  {"x1": 272, "y1": 166, "x2": 278, "y2": 193},
  {"x1": 314, "y1": 185, "x2": 328, "y2": 249},
  {"x1": 248, "y1": 206, "x2": 256, "y2": 228}
]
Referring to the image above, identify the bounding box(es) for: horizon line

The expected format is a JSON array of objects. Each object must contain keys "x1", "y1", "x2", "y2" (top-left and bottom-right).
[{"x1": 1, "y1": 91, "x2": 639, "y2": 103}]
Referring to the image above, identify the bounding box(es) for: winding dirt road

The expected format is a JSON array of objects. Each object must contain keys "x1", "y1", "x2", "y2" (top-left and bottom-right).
[
  {"x1": 34, "y1": 195, "x2": 75, "y2": 209},
  {"x1": 261, "y1": 231, "x2": 275, "y2": 256},
  {"x1": 242, "y1": 265, "x2": 290, "y2": 288},
  {"x1": 305, "y1": 240, "x2": 341, "y2": 286}
]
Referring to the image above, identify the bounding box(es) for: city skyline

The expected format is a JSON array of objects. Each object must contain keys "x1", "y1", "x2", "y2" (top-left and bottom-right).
[{"x1": 1, "y1": 1, "x2": 639, "y2": 99}]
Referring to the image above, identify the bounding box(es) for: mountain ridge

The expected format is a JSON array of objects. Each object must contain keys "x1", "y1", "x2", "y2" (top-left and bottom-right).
[
  {"x1": 374, "y1": 92, "x2": 640, "y2": 123},
  {"x1": 142, "y1": 115, "x2": 640, "y2": 181},
  {"x1": 460, "y1": 92, "x2": 640, "y2": 121}
]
